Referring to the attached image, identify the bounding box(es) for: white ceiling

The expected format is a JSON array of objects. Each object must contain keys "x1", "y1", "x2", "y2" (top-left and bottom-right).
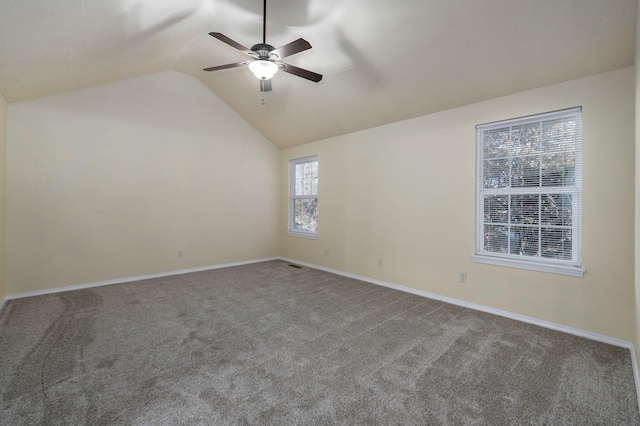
[{"x1": 0, "y1": 0, "x2": 636, "y2": 148}]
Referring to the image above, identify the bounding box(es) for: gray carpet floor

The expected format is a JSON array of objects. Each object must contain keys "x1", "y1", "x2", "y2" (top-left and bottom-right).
[{"x1": 0, "y1": 260, "x2": 638, "y2": 425}]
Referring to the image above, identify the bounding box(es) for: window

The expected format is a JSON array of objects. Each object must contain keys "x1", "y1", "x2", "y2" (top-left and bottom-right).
[
  {"x1": 289, "y1": 156, "x2": 318, "y2": 238},
  {"x1": 473, "y1": 107, "x2": 584, "y2": 277}
]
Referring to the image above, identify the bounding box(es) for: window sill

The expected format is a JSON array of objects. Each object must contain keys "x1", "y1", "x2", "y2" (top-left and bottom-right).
[
  {"x1": 472, "y1": 255, "x2": 585, "y2": 277},
  {"x1": 287, "y1": 231, "x2": 318, "y2": 240}
]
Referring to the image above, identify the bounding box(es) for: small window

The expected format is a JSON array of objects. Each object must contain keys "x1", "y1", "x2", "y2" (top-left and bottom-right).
[
  {"x1": 473, "y1": 107, "x2": 584, "y2": 277},
  {"x1": 289, "y1": 156, "x2": 318, "y2": 238}
]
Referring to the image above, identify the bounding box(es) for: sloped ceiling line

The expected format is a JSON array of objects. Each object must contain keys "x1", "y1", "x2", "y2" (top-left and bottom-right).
[{"x1": 0, "y1": 0, "x2": 636, "y2": 148}]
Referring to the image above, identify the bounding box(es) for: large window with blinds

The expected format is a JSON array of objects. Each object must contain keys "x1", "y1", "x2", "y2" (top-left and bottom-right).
[
  {"x1": 289, "y1": 155, "x2": 318, "y2": 238},
  {"x1": 473, "y1": 107, "x2": 584, "y2": 277}
]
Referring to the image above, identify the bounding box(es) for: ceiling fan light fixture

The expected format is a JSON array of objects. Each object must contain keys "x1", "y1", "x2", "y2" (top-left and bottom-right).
[{"x1": 248, "y1": 60, "x2": 278, "y2": 80}]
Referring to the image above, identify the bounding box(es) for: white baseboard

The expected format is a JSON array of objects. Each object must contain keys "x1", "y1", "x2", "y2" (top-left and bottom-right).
[
  {"x1": 4, "y1": 257, "x2": 279, "y2": 301},
  {"x1": 6, "y1": 256, "x2": 635, "y2": 351},
  {"x1": 280, "y1": 257, "x2": 633, "y2": 349}
]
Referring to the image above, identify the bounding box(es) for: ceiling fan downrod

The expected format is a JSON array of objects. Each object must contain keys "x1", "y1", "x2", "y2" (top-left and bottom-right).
[{"x1": 262, "y1": 0, "x2": 267, "y2": 44}]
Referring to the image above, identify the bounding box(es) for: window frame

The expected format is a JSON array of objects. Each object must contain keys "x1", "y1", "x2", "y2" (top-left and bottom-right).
[
  {"x1": 288, "y1": 155, "x2": 319, "y2": 239},
  {"x1": 472, "y1": 107, "x2": 585, "y2": 277}
]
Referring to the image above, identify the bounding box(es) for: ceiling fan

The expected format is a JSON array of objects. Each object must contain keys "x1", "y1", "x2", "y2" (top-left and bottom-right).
[{"x1": 203, "y1": 0, "x2": 322, "y2": 92}]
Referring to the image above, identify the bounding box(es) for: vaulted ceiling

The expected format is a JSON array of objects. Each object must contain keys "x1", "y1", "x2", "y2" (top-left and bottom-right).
[{"x1": 0, "y1": 0, "x2": 636, "y2": 148}]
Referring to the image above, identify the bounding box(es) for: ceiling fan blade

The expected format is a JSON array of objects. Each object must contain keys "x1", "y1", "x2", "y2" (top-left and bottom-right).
[
  {"x1": 272, "y1": 38, "x2": 312, "y2": 59},
  {"x1": 280, "y1": 63, "x2": 323, "y2": 83},
  {"x1": 203, "y1": 61, "x2": 250, "y2": 72},
  {"x1": 209, "y1": 32, "x2": 252, "y2": 54},
  {"x1": 260, "y1": 79, "x2": 272, "y2": 92}
]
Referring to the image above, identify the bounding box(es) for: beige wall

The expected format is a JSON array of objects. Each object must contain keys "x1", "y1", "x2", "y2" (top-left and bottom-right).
[
  {"x1": 281, "y1": 67, "x2": 635, "y2": 341},
  {"x1": 6, "y1": 71, "x2": 280, "y2": 294},
  {"x1": 3, "y1": 65, "x2": 636, "y2": 343},
  {"x1": 0, "y1": 93, "x2": 6, "y2": 302}
]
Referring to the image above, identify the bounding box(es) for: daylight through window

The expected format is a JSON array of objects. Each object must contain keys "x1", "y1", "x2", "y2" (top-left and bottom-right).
[
  {"x1": 289, "y1": 156, "x2": 318, "y2": 237},
  {"x1": 473, "y1": 107, "x2": 584, "y2": 277}
]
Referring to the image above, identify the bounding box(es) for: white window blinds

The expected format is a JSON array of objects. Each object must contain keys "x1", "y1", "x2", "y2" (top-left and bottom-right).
[
  {"x1": 474, "y1": 107, "x2": 583, "y2": 276},
  {"x1": 289, "y1": 156, "x2": 318, "y2": 237}
]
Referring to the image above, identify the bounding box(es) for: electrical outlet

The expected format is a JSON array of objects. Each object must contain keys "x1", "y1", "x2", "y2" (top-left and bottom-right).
[
  {"x1": 178, "y1": 250, "x2": 184, "y2": 259},
  {"x1": 324, "y1": 249, "x2": 328, "y2": 256},
  {"x1": 459, "y1": 272, "x2": 467, "y2": 283},
  {"x1": 377, "y1": 258, "x2": 384, "y2": 267}
]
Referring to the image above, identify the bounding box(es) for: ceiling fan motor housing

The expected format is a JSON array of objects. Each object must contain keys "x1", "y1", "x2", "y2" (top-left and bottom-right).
[{"x1": 251, "y1": 43, "x2": 278, "y2": 60}]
